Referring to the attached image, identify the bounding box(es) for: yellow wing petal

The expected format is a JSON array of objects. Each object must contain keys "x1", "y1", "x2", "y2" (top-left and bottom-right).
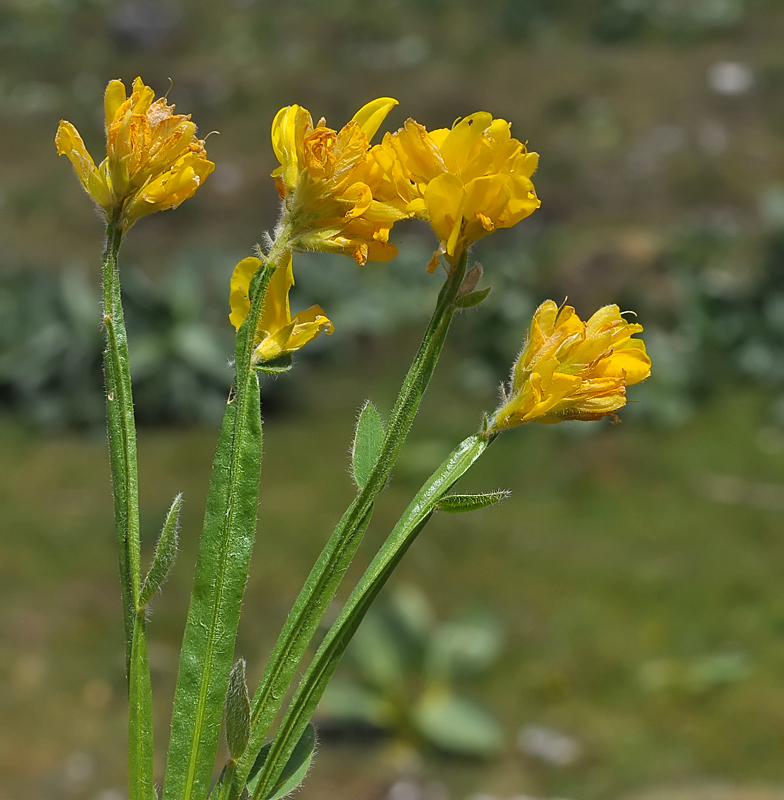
[
  {"x1": 229, "y1": 256, "x2": 262, "y2": 331},
  {"x1": 104, "y1": 80, "x2": 126, "y2": 131},
  {"x1": 258, "y1": 253, "x2": 295, "y2": 335},
  {"x1": 55, "y1": 120, "x2": 112, "y2": 210},
  {"x1": 423, "y1": 172, "x2": 465, "y2": 254},
  {"x1": 352, "y1": 97, "x2": 398, "y2": 143}
]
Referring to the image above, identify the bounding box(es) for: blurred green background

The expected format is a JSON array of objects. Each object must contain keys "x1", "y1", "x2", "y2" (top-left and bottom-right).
[{"x1": 4, "y1": 1, "x2": 784, "y2": 799}]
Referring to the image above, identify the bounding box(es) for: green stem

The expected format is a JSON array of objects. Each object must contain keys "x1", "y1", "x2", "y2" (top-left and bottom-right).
[
  {"x1": 250, "y1": 434, "x2": 489, "y2": 799},
  {"x1": 163, "y1": 232, "x2": 292, "y2": 800},
  {"x1": 102, "y1": 222, "x2": 141, "y2": 675},
  {"x1": 234, "y1": 252, "x2": 469, "y2": 789},
  {"x1": 129, "y1": 610, "x2": 155, "y2": 800},
  {"x1": 215, "y1": 762, "x2": 238, "y2": 800},
  {"x1": 102, "y1": 222, "x2": 154, "y2": 799}
]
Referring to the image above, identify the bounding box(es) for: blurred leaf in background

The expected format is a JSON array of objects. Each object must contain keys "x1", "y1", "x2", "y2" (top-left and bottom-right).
[{"x1": 317, "y1": 584, "x2": 505, "y2": 759}]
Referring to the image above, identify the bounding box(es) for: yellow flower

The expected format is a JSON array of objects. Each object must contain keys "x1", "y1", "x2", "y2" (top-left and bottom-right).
[
  {"x1": 229, "y1": 255, "x2": 333, "y2": 364},
  {"x1": 271, "y1": 98, "x2": 409, "y2": 264},
  {"x1": 489, "y1": 301, "x2": 650, "y2": 430},
  {"x1": 377, "y1": 113, "x2": 541, "y2": 270},
  {"x1": 55, "y1": 77, "x2": 214, "y2": 230}
]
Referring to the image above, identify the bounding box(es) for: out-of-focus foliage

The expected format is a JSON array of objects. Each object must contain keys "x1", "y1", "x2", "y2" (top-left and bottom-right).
[
  {"x1": 0, "y1": 250, "x2": 235, "y2": 427},
  {"x1": 9, "y1": 221, "x2": 784, "y2": 428},
  {"x1": 317, "y1": 584, "x2": 505, "y2": 758}
]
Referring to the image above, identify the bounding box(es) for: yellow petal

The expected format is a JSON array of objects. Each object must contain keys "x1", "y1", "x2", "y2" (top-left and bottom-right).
[
  {"x1": 512, "y1": 151, "x2": 539, "y2": 180},
  {"x1": 254, "y1": 304, "x2": 333, "y2": 363},
  {"x1": 287, "y1": 305, "x2": 334, "y2": 347},
  {"x1": 487, "y1": 118, "x2": 511, "y2": 143},
  {"x1": 55, "y1": 120, "x2": 112, "y2": 210},
  {"x1": 423, "y1": 172, "x2": 464, "y2": 253},
  {"x1": 104, "y1": 80, "x2": 126, "y2": 131},
  {"x1": 522, "y1": 372, "x2": 580, "y2": 421},
  {"x1": 585, "y1": 305, "x2": 623, "y2": 334},
  {"x1": 271, "y1": 105, "x2": 311, "y2": 191},
  {"x1": 391, "y1": 120, "x2": 445, "y2": 183},
  {"x1": 428, "y1": 128, "x2": 450, "y2": 148},
  {"x1": 258, "y1": 253, "x2": 294, "y2": 336},
  {"x1": 597, "y1": 342, "x2": 651, "y2": 384},
  {"x1": 352, "y1": 97, "x2": 398, "y2": 143},
  {"x1": 229, "y1": 256, "x2": 262, "y2": 330},
  {"x1": 131, "y1": 77, "x2": 155, "y2": 115},
  {"x1": 462, "y1": 175, "x2": 512, "y2": 233},
  {"x1": 439, "y1": 112, "x2": 493, "y2": 173},
  {"x1": 340, "y1": 182, "x2": 373, "y2": 219}
]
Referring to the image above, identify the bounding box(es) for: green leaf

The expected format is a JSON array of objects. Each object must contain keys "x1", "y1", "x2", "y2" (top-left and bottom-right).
[
  {"x1": 246, "y1": 725, "x2": 316, "y2": 800},
  {"x1": 254, "y1": 354, "x2": 293, "y2": 375},
  {"x1": 352, "y1": 401, "x2": 385, "y2": 488},
  {"x1": 139, "y1": 494, "x2": 181, "y2": 608},
  {"x1": 163, "y1": 263, "x2": 272, "y2": 800},
  {"x1": 427, "y1": 611, "x2": 504, "y2": 680},
  {"x1": 318, "y1": 680, "x2": 392, "y2": 728},
  {"x1": 413, "y1": 688, "x2": 503, "y2": 756},
  {"x1": 348, "y1": 609, "x2": 407, "y2": 691},
  {"x1": 436, "y1": 490, "x2": 509, "y2": 513},
  {"x1": 454, "y1": 286, "x2": 492, "y2": 309},
  {"x1": 387, "y1": 584, "x2": 434, "y2": 646},
  {"x1": 226, "y1": 659, "x2": 251, "y2": 760}
]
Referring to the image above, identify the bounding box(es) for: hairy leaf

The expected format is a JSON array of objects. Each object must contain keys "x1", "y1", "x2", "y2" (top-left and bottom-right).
[
  {"x1": 436, "y1": 490, "x2": 509, "y2": 513},
  {"x1": 139, "y1": 494, "x2": 181, "y2": 608},
  {"x1": 352, "y1": 401, "x2": 385, "y2": 488}
]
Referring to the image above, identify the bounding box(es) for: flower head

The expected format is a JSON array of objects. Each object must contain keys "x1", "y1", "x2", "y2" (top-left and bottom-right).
[
  {"x1": 229, "y1": 255, "x2": 333, "y2": 364},
  {"x1": 55, "y1": 77, "x2": 214, "y2": 230},
  {"x1": 376, "y1": 113, "x2": 540, "y2": 270},
  {"x1": 488, "y1": 301, "x2": 650, "y2": 431},
  {"x1": 271, "y1": 98, "x2": 409, "y2": 264}
]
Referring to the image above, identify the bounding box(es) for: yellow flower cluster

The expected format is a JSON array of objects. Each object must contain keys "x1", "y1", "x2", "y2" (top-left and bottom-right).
[
  {"x1": 270, "y1": 98, "x2": 409, "y2": 265},
  {"x1": 489, "y1": 301, "x2": 651, "y2": 429},
  {"x1": 229, "y1": 254, "x2": 333, "y2": 364},
  {"x1": 373, "y1": 113, "x2": 541, "y2": 271},
  {"x1": 227, "y1": 99, "x2": 543, "y2": 362},
  {"x1": 270, "y1": 102, "x2": 540, "y2": 271},
  {"x1": 55, "y1": 77, "x2": 214, "y2": 230}
]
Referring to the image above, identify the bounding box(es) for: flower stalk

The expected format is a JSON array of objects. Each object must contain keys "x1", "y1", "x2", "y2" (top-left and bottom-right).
[
  {"x1": 101, "y1": 222, "x2": 155, "y2": 800},
  {"x1": 102, "y1": 222, "x2": 141, "y2": 669},
  {"x1": 230, "y1": 250, "x2": 469, "y2": 792}
]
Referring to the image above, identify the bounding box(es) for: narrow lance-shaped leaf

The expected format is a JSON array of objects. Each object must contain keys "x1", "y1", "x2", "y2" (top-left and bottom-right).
[
  {"x1": 162, "y1": 261, "x2": 274, "y2": 800},
  {"x1": 435, "y1": 490, "x2": 509, "y2": 513},
  {"x1": 226, "y1": 659, "x2": 251, "y2": 761},
  {"x1": 454, "y1": 286, "x2": 492, "y2": 310},
  {"x1": 352, "y1": 401, "x2": 385, "y2": 489},
  {"x1": 139, "y1": 494, "x2": 182, "y2": 608},
  {"x1": 246, "y1": 725, "x2": 316, "y2": 800}
]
